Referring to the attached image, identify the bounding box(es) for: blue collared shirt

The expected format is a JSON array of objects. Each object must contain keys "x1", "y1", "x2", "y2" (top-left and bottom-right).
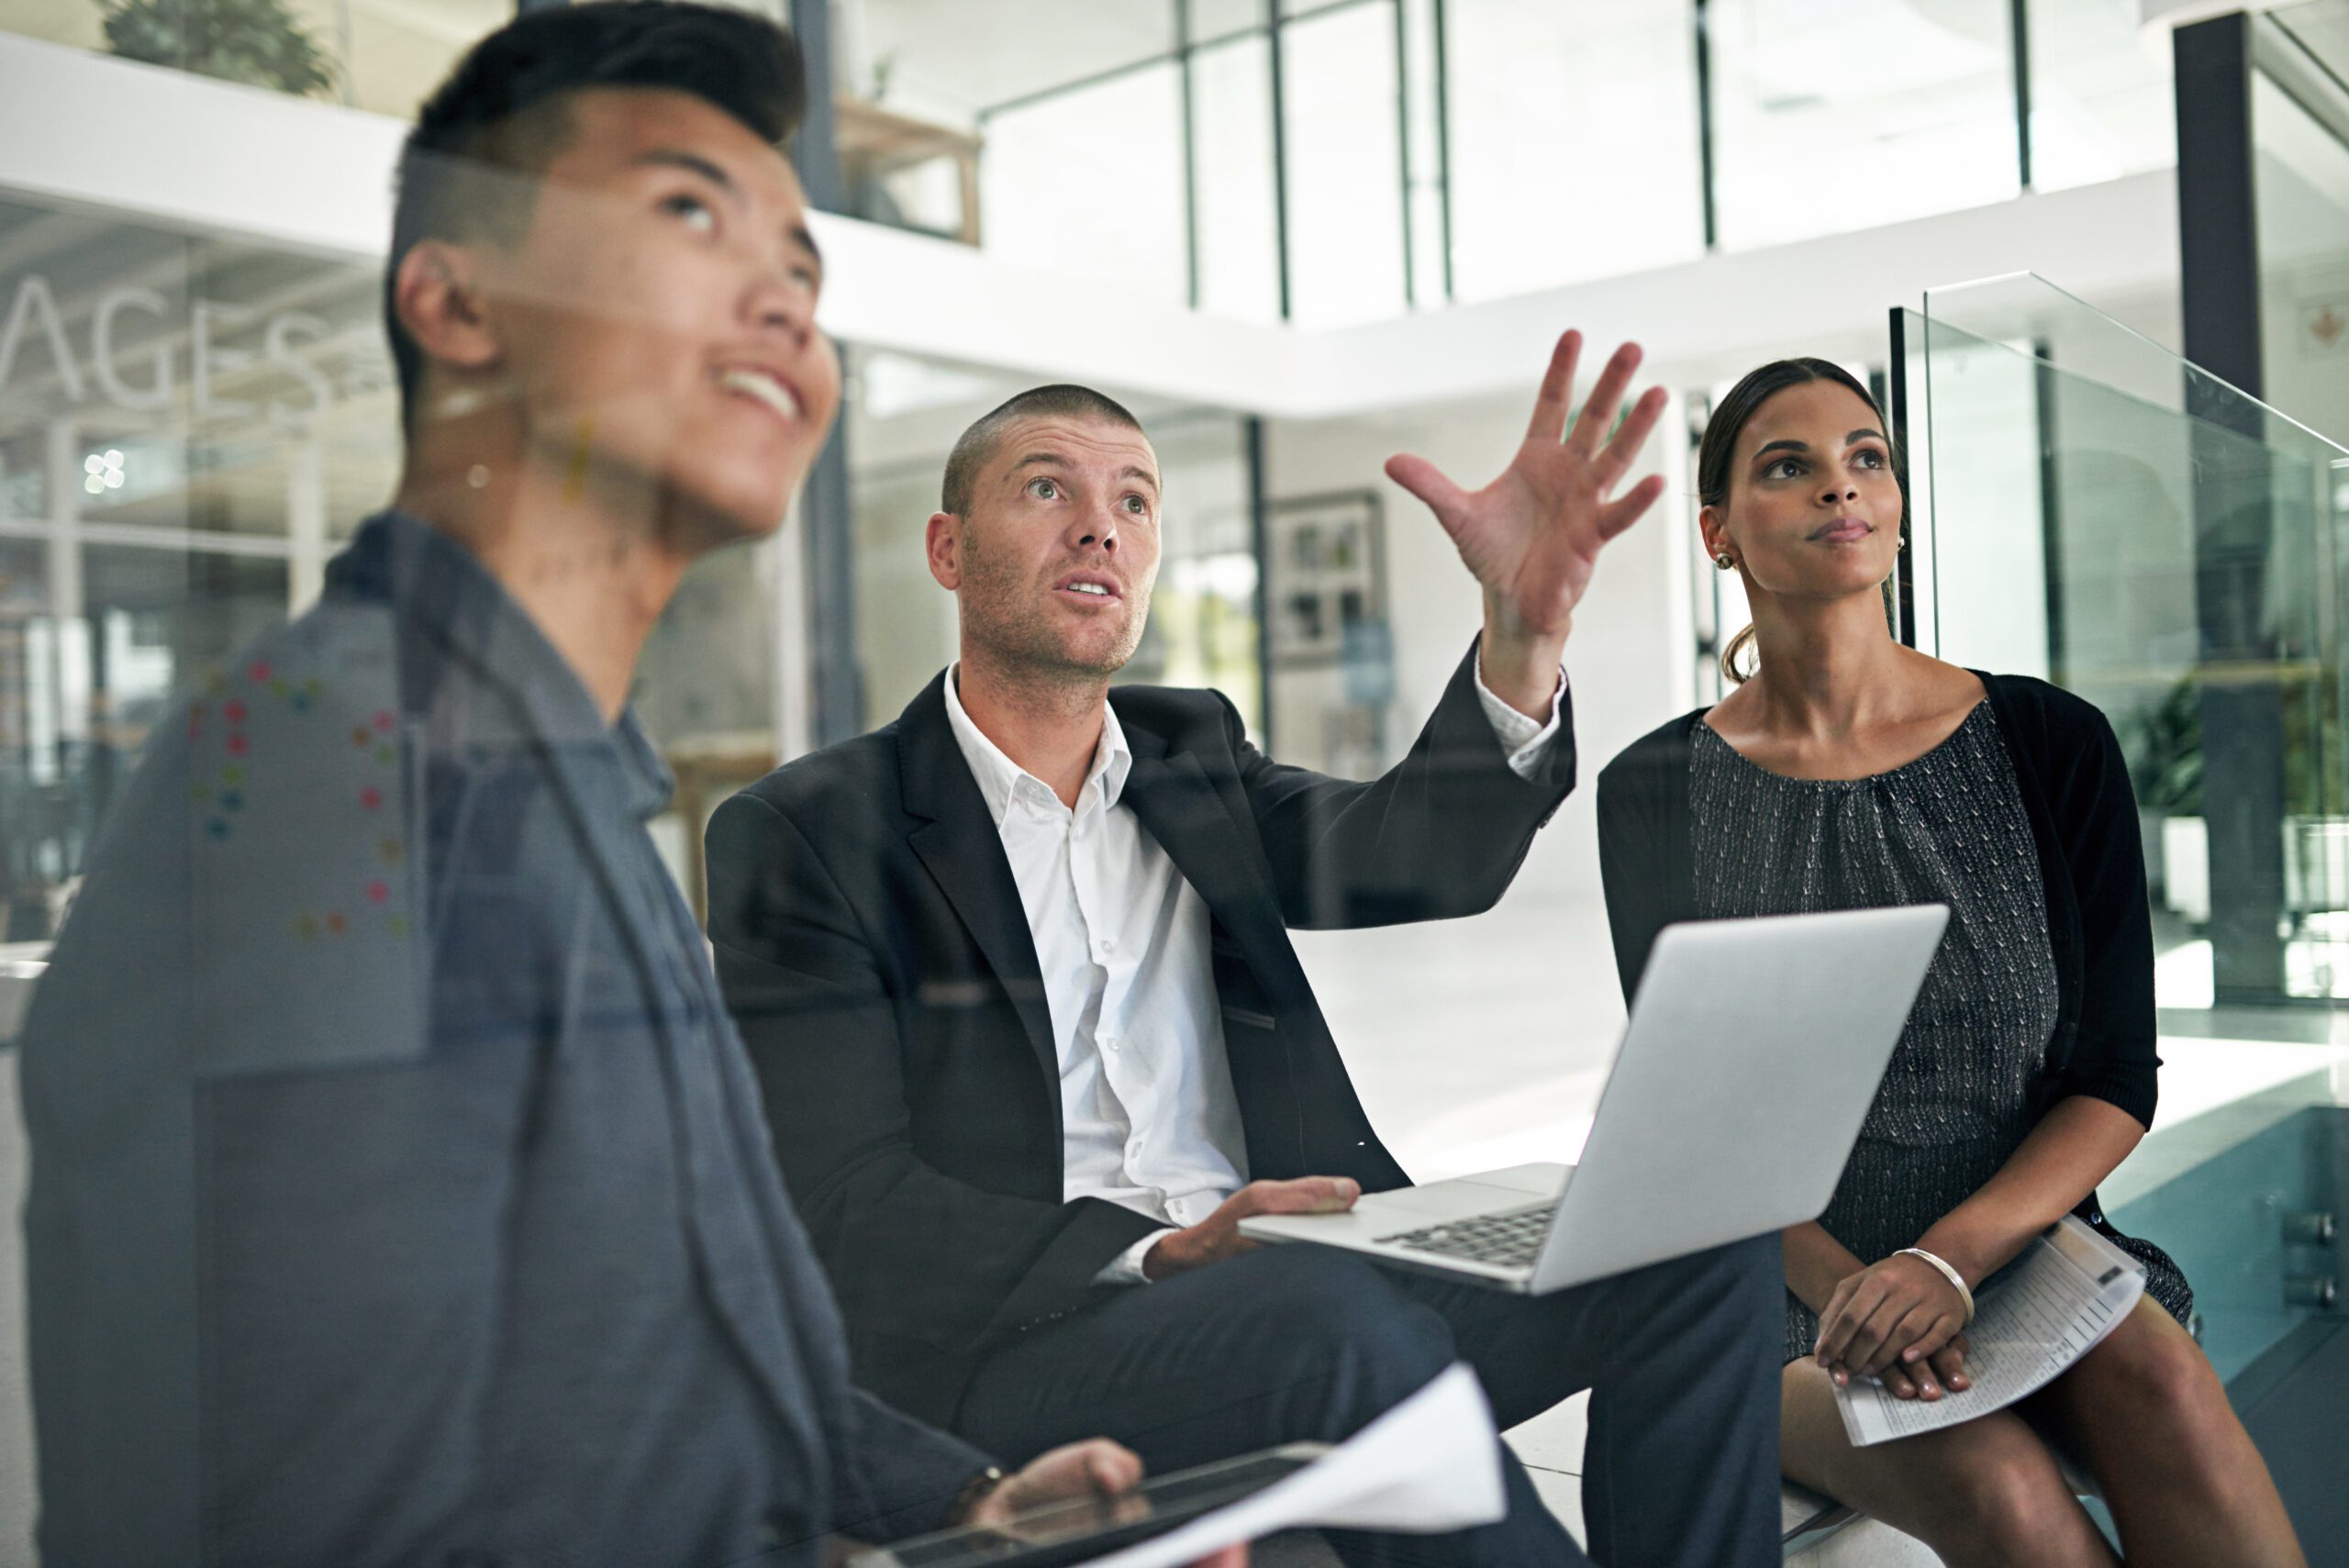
[{"x1": 20, "y1": 512, "x2": 984, "y2": 1568}]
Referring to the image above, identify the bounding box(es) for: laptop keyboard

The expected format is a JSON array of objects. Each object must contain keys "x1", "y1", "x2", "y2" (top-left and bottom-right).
[{"x1": 1376, "y1": 1201, "x2": 1557, "y2": 1269}]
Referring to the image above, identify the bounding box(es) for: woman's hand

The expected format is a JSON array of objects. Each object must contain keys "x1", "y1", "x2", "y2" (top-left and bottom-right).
[
  {"x1": 1866, "y1": 1333, "x2": 1973, "y2": 1401},
  {"x1": 1814, "y1": 1252, "x2": 1970, "y2": 1388}
]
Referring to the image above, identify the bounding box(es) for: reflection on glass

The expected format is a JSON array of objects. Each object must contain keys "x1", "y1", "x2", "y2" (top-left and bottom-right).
[
  {"x1": 0, "y1": 430, "x2": 47, "y2": 520},
  {"x1": 0, "y1": 193, "x2": 397, "y2": 940},
  {"x1": 1446, "y1": 0, "x2": 1703, "y2": 301},
  {"x1": 1710, "y1": 0, "x2": 2018, "y2": 251},
  {"x1": 2026, "y1": 0, "x2": 2175, "y2": 192},
  {"x1": 0, "y1": 539, "x2": 54, "y2": 941}
]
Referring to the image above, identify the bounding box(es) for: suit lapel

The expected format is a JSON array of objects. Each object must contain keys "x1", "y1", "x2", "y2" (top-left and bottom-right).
[
  {"x1": 897, "y1": 676, "x2": 1061, "y2": 1101},
  {"x1": 1117, "y1": 746, "x2": 1285, "y2": 951}
]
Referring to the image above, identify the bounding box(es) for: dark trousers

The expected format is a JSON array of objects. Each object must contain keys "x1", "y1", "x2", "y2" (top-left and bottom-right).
[{"x1": 953, "y1": 1234, "x2": 1784, "y2": 1568}]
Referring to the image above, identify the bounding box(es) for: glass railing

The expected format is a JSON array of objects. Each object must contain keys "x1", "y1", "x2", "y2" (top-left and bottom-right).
[{"x1": 1898, "y1": 272, "x2": 2349, "y2": 1010}]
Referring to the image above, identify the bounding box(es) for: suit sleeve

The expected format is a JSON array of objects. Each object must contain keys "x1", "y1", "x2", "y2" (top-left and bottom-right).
[
  {"x1": 2044, "y1": 698, "x2": 2161, "y2": 1129},
  {"x1": 707, "y1": 792, "x2": 1161, "y2": 1356},
  {"x1": 1237, "y1": 639, "x2": 1576, "y2": 929},
  {"x1": 830, "y1": 1387, "x2": 996, "y2": 1543}
]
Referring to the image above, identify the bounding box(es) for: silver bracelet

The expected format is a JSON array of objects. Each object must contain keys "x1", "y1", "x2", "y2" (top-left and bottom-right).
[{"x1": 1895, "y1": 1247, "x2": 1976, "y2": 1326}]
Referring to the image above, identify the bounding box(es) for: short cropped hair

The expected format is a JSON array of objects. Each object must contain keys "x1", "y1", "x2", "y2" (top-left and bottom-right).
[
  {"x1": 941, "y1": 385, "x2": 1147, "y2": 517},
  {"x1": 384, "y1": 2, "x2": 807, "y2": 436}
]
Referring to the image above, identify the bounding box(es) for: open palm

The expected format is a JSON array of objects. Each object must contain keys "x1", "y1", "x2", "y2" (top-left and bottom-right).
[{"x1": 1386, "y1": 330, "x2": 1668, "y2": 641}]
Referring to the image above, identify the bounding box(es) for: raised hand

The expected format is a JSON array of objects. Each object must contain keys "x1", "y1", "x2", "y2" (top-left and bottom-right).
[{"x1": 1385, "y1": 330, "x2": 1668, "y2": 713}]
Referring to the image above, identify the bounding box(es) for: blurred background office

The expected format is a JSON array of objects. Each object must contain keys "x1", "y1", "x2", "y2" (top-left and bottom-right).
[{"x1": 0, "y1": 0, "x2": 2345, "y2": 1562}]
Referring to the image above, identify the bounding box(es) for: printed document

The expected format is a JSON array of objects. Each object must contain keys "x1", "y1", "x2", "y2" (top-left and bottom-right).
[
  {"x1": 1085, "y1": 1361, "x2": 1506, "y2": 1567},
  {"x1": 1836, "y1": 1216, "x2": 2145, "y2": 1448}
]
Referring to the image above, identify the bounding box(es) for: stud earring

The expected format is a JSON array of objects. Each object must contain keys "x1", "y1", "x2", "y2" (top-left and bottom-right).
[{"x1": 1713, "y1": 552, "x2": 1735, "y2": 571}]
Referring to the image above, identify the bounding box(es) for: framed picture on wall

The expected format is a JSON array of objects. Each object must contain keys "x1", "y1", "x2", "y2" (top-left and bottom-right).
[{"x1": 1264, "y1": 489, "x2": 1384, "y2": 666}]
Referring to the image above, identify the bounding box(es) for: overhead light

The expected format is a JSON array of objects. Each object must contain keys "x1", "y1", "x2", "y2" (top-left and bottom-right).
[{"x1": 83, "y1": 449, "x2": 126, "y2": 497}]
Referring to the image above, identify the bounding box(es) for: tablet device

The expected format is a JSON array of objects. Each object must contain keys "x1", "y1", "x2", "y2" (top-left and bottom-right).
[{"x1": 845, "y1": 1443, "x2": 1329, "y2": 1568}]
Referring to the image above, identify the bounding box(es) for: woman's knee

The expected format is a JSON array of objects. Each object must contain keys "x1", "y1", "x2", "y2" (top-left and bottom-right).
[
  {"x1": 2097, "y1": 1316, "x2": 2223, "y2": 1418},
  {"x1": 1937, "y1": 1424, "x2": 2092, "y2": 1557}
]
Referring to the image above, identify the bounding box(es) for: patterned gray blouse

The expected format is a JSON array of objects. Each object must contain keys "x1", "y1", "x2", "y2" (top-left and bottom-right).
[{"x1": 1688, "y1": 702, "x2": 2191, "y2": 1361}]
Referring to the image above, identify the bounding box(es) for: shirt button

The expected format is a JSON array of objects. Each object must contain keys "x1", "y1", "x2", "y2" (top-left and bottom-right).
[{"x1": 1102, "y1": 1034, "x2": 1120, "y2": 1052}]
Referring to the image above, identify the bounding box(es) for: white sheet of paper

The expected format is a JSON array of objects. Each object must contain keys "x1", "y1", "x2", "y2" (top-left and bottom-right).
[
  {"x1": 1835, "y1": 1216, "x2": 2145, "y2": 1447},
  {"x1": 1077, "y1": 1362, "x2": 1507, "y2": 1568}
]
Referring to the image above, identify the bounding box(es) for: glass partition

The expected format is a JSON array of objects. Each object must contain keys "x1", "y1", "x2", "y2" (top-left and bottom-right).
[{"x1": 1906, "y1": 274, "x2": 2349, "y2": 1010}]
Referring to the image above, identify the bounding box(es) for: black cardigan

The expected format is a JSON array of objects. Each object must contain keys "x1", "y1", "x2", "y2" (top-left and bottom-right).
[{"x1": 1595, "y1": 672, "x2": 2159, "y2": 1133}]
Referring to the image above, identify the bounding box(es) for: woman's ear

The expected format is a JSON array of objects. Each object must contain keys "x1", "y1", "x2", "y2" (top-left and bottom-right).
[{"x1": 1698, "y1": 502, "x2": 1729, "y2": 563}]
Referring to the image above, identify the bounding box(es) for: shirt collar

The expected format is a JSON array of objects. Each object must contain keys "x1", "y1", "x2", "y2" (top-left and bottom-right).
[
  {"x1": 941, "y1": 662, "x2": 1131, "y2": 826},
  {"x1": 330, "y1": 511, "x2": 675, "y2": 820}
]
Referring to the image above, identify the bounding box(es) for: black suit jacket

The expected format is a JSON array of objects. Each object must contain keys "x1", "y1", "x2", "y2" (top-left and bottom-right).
[{"x1": 706, "y1": 641, "x2": 1575, "y2": 1425}]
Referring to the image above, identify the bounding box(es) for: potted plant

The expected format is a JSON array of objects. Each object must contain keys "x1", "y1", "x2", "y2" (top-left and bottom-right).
[{"x1": 101, "y1": 0, "x2": 336, "y2": 98}]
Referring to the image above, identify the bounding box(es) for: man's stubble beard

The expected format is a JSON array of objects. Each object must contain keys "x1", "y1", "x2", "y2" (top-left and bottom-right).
[{"x1": 959, "y1": 533, "x2": 1151, "y2": 694}]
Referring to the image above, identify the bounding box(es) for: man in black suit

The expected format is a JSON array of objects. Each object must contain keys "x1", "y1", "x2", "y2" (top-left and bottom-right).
[{"x1": 707, "y1": 341, "x2": 1784, "y2": 1567}]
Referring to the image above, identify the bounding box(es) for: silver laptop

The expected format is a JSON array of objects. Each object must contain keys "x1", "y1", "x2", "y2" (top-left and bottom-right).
[{"x1": 1237, "y1": 905, "x2": 1950, "y2": 1294}]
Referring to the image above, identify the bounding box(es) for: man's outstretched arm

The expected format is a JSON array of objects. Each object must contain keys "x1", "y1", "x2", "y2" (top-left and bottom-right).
[{"x1": 1241, "y1": 330, "x2": 1668, "y2": 929}]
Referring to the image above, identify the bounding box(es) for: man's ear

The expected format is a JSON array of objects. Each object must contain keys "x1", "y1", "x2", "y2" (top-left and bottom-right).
[
  {"x1": 926, "y1": 511, "x2": 963, "y2": 591},
  {"x1": 395, "y1": 239, "x2": 504, "y2": 385}
]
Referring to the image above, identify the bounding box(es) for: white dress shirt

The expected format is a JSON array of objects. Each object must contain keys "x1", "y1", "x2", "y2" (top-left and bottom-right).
[{"x1": 943, "y1": 661, "x2": 1564, "y2": 1284}]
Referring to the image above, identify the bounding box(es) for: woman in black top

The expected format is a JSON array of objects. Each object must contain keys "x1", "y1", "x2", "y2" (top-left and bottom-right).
[{"x1": 1596, "y1": 359, "x2": 2302, "y2": 1568}]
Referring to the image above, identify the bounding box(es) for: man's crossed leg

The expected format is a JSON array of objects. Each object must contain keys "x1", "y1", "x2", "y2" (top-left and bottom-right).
[{"x1": 955, "y1": 1235, "x2": 1784, "y2": 1568}]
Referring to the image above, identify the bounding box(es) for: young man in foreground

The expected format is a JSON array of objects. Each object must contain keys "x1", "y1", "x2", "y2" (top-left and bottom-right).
[{"x1": 19, "y1": 8, "x2": 1224, "y2": 1563}]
